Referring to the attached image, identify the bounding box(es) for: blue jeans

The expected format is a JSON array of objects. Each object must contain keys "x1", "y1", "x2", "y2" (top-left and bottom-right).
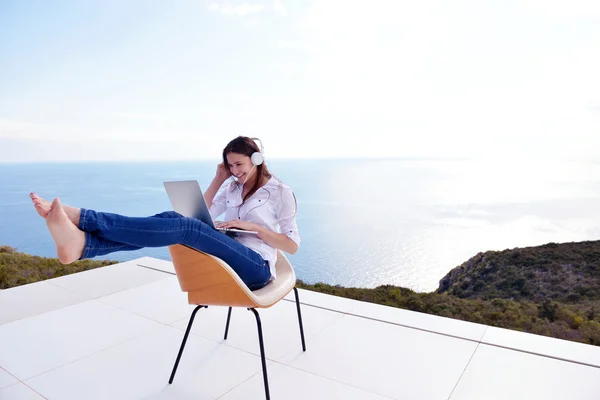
[{"x1": 78, "y1": 209, "x2": 272, "y2": 290}]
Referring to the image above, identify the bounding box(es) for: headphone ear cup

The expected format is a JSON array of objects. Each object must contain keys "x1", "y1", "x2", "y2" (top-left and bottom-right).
[{"x1": 251, "y1": 152, "x2": 264, "y2": 166}]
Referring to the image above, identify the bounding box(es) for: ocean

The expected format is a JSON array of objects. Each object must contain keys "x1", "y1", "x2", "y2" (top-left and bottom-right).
[{"x1": 1, "y1": 158, "x2": 600, "y2": 292}]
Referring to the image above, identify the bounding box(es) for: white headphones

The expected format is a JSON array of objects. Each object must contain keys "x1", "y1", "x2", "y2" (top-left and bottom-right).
[
  {"x1": 249, "y1": 137, "x2": 264, "y2": 166},
  {"x1": 239, "y1": 137, "x2": 265, "y2": 185}
]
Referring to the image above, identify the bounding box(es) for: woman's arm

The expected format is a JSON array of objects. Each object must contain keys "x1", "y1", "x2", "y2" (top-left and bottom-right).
[
  {"x1": 254, "y1": 225, "x2": 299, "y2": 255},
  {"x1": 214, "y1": 220, "x2": 299, "y2": 255},
  {"x1": 204, "y1": 178, "x2": 224, "y2": 209}
]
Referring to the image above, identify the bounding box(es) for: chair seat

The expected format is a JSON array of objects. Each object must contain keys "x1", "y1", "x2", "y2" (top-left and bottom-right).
[{"x1": 168, "y1": 245, "x2": 296, "y2": 308}]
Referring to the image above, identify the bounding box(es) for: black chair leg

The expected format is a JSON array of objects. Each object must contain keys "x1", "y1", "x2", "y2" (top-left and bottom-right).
[
  {"x1": 224, "y1": 307, "x2": 233, "y2": 340},
  {"x1": 169, "y1": 305, "x2": 206, "y2": 384},
  {"x1": 293, "y1": 287, "x2": 307, "y2": 351},
  {"x1": 248, "y1": 308, "x2": 270, "y2": 400}
]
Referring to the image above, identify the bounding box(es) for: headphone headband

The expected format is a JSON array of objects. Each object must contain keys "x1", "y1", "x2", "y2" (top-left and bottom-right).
[{"x1": 249, "y1": 137, "x2": 264, "y2": 153}]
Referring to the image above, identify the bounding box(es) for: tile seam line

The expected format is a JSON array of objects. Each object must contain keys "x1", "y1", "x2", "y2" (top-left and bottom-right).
[
  {"x1": 43, "y1": 263, "x2": 171, "y2": 296},
  {"x1": 479, "y1": 341, "x2": 600, "y2": 369},
  {"x1": 268, "y1": 359, "x2": 398, "y2": 400},
  {"x1": 18, "y1": 381, "x2": 51, "y2": 400},
  {"x1": 214, "y1": 370, "x2": 263, "y2": 399},
  {"x1": 135, "y1": 263, "x2": 175, "y2": 275},
  {"x1": 281, "y1": 299, "x2": 600, "y2": 369},
  {"x1": 446, "y1": 333, "x2": 485, "y2": 400},
  {"x1": 0, "y1": 381, "x2": 51, "y2": 400},
  {"x1": 16, "y1": 324, "x2": 166, "y2": 382}
]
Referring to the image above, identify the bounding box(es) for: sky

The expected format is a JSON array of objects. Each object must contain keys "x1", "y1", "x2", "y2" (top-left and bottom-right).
[{"x1": 0, "y1": 0, "x2": 599, "y2": 162}]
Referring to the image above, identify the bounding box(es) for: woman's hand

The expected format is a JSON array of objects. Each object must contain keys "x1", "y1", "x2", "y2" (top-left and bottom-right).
[
  {"x1": 217, "y1": 220, "x2": 298, "y2": 254},
  {"x1": 215, "y1": 162, "x2": 232, "y2": 184},
  {"x1": 215, "y1": 220, "x2": 261, "y2": 232}
]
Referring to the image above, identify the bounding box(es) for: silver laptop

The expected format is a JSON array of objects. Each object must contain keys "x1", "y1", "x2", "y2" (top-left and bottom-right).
[{"x1": 163, "y1": 180, "x2": 259, "y2": 235}]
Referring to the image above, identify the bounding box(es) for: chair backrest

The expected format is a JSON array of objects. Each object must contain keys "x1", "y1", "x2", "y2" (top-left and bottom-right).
[{"x1": 168, "y1": 245, "x2": 296, "y2": 308}]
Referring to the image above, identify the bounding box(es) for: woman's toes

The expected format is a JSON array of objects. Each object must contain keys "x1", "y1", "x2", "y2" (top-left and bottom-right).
[
  {"x1": 33, "y1": 201, "x2": 50, "y2": 219},
  {"x1": 30, "y1": 192, "x2": 54, "y2": 219}
]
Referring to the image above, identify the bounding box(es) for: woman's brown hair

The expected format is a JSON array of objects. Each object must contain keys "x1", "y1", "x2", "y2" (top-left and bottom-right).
[{"x1": 222, "y1": 136, "x2": 273, "y2": 203}]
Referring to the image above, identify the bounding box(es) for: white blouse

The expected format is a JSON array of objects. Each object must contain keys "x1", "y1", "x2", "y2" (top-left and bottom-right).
[{"x1": 208, "y1": 176, "x2": 300, "y2": 279}]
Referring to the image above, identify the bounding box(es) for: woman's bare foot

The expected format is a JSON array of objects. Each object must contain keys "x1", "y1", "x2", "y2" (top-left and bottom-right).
[
  {"x1": 46, "y1": 198, "x2": 86, "y2": 264},
  {"x1": 30, "y1": 192, "x2": 81, "y2": 225},
  {"x1": 30, "y1": 192, "x2": 53, "y2": 219}
]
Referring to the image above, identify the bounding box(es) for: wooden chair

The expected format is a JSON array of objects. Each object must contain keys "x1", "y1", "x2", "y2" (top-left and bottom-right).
[{"x1": 167, "y1": 244, "x2": 306, "y2": 400}]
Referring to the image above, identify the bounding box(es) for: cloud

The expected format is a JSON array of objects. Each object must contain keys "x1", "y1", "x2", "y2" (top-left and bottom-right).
[
  {"x1": 109, "y1": 112, "x2": 170, "y2": 121},
  {"x1": 208, "y1": 1, "x2": 265, "y2": 17},
  {"x1": 524, "y1": 0, "x2": 600, "y2": 18},
  {"x1": 276, "y1": 39, "x2": 301, "y2": 49},
  {"x1": 0, "y1": 119, "x2": 59, "y2": 139},
  {"x1": 273, "y1": 0, "x2": 286, "y2": 16},
  {"x1": 0, "y1": 117, "x2": 199, "y2": 143}
]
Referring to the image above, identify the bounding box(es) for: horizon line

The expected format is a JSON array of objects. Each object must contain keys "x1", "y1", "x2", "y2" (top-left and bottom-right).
[{"x1": 1, "y1": 155, "x2": 599, "y2": 165}]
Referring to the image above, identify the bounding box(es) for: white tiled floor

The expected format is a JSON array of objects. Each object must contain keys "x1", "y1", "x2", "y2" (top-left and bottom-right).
[
  {"x1": 351, "y1": 300, "x2": 488, "y2": 342},
  {"x1": 26, "y1": 326, "x2": 268, "y2": 400},
  {"x1": 2, "y1": 257, "x2": 600, "y2": 400},
  {"x1": 135, "y1": 256, "x2": 176, "y2": 275},
  {"x1": 0, "y1": 300, "x2": 162, "y2": 380},
  {"x1": 0, "y1": 368, "x2": 18, "y2": 390},
  {"x1": 449, "y1": 343, "x2": 600, "y2": 400},
  {"x1": 46, "y1": 261, "x2": 171, "y2": 298},
  {"x1": 0, "y1": 383, "x2": 46, "y2": 400},
  {"x1": 98, "y1": 276, "x2": 194, "y2": 325},
  {"x1": 283, "y1": 288, "x2": 361, "y2": 314},
  {"x1": 481, "y1": 325, "x2": 600, "y2": 368},
  {"x1": 219, "y1": 363, "x2": 393, "y2": 400},
  {"x1": 280, "y1": 314, "x2": 479, "y2": 400},
  {"x1": 0, "y1": 280, "x2": 88, "y2": 325}
]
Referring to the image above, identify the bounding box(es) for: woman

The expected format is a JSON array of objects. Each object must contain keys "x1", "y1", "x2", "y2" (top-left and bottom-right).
[{"x1": 30, "y1": 136, "x2": 300, "y2": 291}]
